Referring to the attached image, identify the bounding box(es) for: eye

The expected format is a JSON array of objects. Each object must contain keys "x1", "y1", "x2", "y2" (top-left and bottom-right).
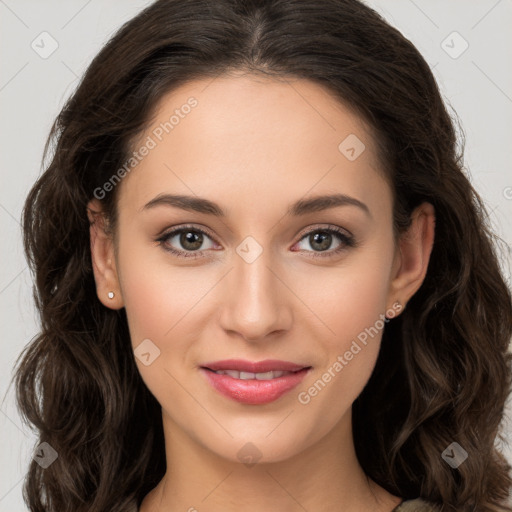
[
  {"x1": 156, "y1": 223, "x2": 356, "y2": 260},
  {"x1": 156, "y1": 225, "x2": 218, "y2": 259},
  {"x1": 292, "y1": 225, "x2": 356, "y2": 258}
]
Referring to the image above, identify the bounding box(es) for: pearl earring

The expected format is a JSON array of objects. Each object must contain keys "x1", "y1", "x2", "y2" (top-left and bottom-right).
[{"x1": 108, "y1": 291, "x2": 115, "y2": 299}]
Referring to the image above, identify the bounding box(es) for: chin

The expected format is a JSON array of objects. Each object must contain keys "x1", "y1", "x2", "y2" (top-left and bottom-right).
[{"x1": 201, "y1": 430, "x2": 311, "y2": 467}]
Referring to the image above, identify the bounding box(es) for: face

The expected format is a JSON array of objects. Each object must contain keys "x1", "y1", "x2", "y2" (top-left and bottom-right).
[{"x1": 89, "y1": 72, "x2": 432, "y2": 467}]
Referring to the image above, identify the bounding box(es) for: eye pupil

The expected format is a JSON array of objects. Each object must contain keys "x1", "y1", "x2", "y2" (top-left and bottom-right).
[
  {"x1": 310, "y1": 232, "x2": 332, "y2": 251},
  {"x1": 181, "y1": 231, "x2": 203, "y2": 250}
]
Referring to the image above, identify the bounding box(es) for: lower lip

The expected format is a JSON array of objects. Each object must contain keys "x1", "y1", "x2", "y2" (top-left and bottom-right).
[{"x1": 200, "y1": 367, "x2": 311, "y2": 405}]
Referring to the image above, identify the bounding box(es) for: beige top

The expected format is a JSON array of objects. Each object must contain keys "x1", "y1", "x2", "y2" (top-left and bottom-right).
[
  {"x1": 129, "y1": 497, "x2": 441, "y2": 511},
  {"x1": 392, "y1": 498, "x2": 442, "y2": 511}
]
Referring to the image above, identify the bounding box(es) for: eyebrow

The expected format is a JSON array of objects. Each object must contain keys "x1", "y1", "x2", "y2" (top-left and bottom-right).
[{"x1": 141, "y1": 193, "x2": 371, "y2": 218}]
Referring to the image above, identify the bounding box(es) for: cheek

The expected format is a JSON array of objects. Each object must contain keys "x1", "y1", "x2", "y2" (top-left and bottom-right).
[
  {"x1": 115, "y1": 232, "x2": 247, "y2": 413},
  {"x1": 115, "y1": 236, "x2": 210, "y2": 387},
  {"x1": 295, "y1": 240, "x2": 395, "y2": 409},
  {"x1": 116, "y1": 244, "x2": 212, "y2": 416},
  {"x1": 299, "y1": 241, "x2": 395, "y2": 350},
  {"x1": 116, "y1": 234, "x2": 211, "y2": 343}
]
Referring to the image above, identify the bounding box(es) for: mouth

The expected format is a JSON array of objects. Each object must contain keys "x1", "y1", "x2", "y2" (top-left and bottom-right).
[
  {"x1": 203, "y1": 368, "x2": 303, "y2": 380},
  {"x1": 199, "y1": 359, "x2": 312, "y2": 405}
]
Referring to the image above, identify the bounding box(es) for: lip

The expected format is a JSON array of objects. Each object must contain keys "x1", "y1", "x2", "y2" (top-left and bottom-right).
[
  {"x1": 201, "y1": 359, "x2": 308, "y2": 373},
  {"x1": 200, "y1": 359, "x2": 312, "y2": 405}
]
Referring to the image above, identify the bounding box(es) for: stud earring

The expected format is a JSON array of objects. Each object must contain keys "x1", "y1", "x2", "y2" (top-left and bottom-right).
[{"x1": 108, "y1": 291, "x2": 115, "y2": 299}]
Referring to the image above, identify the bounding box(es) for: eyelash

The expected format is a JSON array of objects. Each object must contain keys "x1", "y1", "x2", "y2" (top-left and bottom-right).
[{"x1": 155, "y1": 224, "x2": 356, "y2": 260}]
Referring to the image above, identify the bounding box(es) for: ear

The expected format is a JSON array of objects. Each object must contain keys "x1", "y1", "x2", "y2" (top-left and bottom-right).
[
  {"x1": 86, "y1": 198, "x2": 124, "y2": 310},
  {"x1": 387, "y1": 202, "x2": 435, "y2": 313}
]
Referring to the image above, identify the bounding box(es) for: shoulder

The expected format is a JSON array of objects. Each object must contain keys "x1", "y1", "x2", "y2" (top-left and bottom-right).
[{"x1": 392, "y1": 497, "x2": 442, "y2": 512}]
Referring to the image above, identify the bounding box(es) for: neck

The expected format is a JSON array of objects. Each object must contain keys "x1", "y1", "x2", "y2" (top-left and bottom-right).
[{"x1": 140, "y1": 408, "x2": 402, "y2": 512}]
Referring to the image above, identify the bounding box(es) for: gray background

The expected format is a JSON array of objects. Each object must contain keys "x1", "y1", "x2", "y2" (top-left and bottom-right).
[{"x1": 1, "y1": 1, "x2": 511, "y2": 509}]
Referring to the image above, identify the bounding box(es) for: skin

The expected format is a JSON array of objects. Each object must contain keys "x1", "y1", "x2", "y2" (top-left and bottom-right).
[{"x1": 87, "y1": 72, "x2": 435, "y2": 512}]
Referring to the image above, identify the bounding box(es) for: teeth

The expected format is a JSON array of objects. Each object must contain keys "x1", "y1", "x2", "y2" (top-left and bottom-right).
[{"x1": 213, "y1": 370, "x2": 291, "y2": 380}]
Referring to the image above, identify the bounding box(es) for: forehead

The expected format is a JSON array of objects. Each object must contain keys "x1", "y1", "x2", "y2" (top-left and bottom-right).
[{"x1": 117, "y1": 73, "x2": 391, "y2": 221}]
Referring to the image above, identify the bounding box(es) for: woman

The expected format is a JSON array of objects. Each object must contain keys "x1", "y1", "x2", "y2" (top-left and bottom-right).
[{"x1": 13, "y1": 0, "x2": 512, "y2": 511}]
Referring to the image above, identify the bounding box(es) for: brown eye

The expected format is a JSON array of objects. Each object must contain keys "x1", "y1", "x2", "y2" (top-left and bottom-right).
[
  {"x1": 307, "y1": 231, "x2": 334, "y2": 252},
  {"x1": 293, "y1": 226, "x2": 355, "y2": 258},
  {"x1": 177, "y1": 230, "x2": 204, "y2": 251},
  {"x1": 156, "y1": 226, "x2": 217, "y2": 259}
]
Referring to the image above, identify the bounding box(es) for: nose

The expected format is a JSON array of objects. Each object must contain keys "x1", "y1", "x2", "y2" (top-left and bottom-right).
[{"x1": 218, "y1": 248, "x2": 293, "y2": 342}]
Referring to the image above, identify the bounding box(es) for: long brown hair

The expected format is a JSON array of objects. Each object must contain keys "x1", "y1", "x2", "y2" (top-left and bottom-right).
[{"x1": 13, "y1": 0, "x2": 512, "y2": 510}]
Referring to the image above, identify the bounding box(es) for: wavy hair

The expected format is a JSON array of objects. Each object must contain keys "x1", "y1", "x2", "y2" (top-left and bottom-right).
[{"x1": 13, "y1": 0, "x2": 512, "y2": 510}]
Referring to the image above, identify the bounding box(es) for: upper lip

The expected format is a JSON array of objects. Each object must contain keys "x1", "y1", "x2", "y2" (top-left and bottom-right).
[{"x1": 201, "y1": 359, "x2": 310, "y2": 373}]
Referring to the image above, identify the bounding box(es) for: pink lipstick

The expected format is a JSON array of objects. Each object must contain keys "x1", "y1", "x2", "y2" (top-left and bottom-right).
[{"x1": 200, "y1": 359, "x2": 311, "y2": 405}]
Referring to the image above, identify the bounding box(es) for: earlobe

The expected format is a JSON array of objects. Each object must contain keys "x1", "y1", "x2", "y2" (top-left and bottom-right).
[
  {"x1": 87, "y1": 199, "x2": 124, "y2": 310},
  {"x1": 387, "y1": 202, "x2": 435, "y2": 310}
]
